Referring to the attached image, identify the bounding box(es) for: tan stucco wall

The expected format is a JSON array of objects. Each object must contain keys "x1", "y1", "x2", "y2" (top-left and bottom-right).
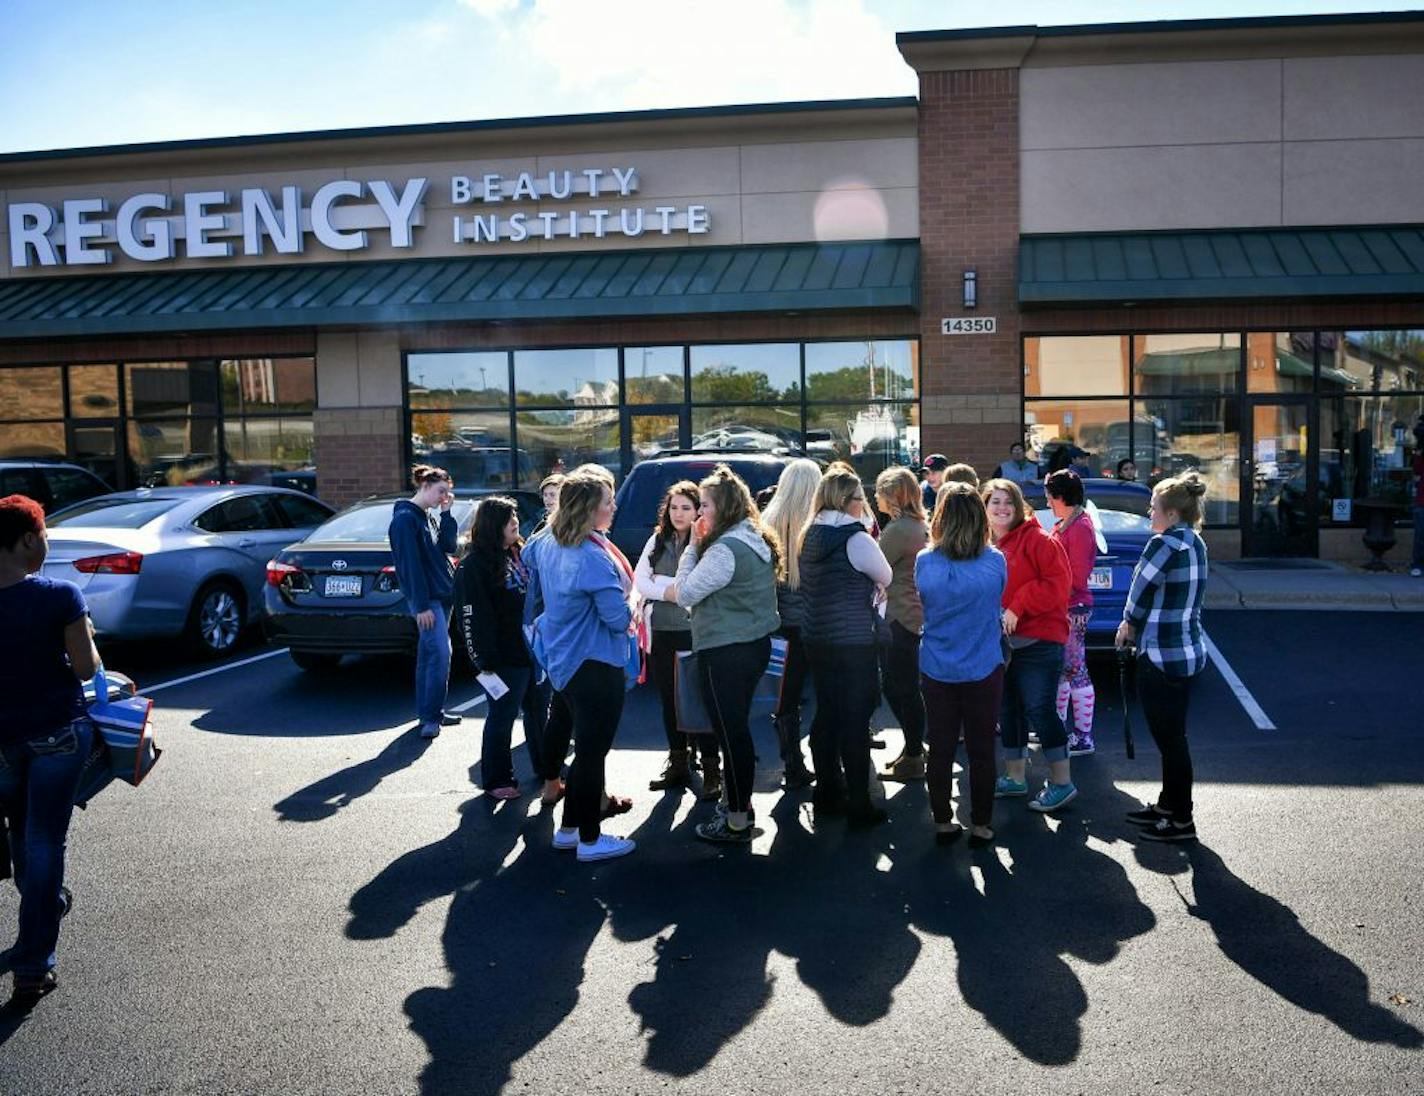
[
  {"x1": 1021, "y1": 53, "x2": 1424, "y2": 233},
  {"x1": 0, "y1": 109, "x2": 917, "y2": 280}
]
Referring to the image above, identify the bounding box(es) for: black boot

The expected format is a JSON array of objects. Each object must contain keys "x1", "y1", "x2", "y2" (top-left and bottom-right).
[
  {"x1": 649, "y1": 749, "x2": 691, "y2": 791},
  {"x1": 773, "y1": 711, "x2": 815, "y2": 788}
]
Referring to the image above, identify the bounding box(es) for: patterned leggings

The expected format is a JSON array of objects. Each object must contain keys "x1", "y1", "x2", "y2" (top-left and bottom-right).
[
  {"x1": 1062, "y1": 607, "x2": 1092, "y2": 689},
  {"x1": 1057, "y1": 606, "x2": 1096, "y2": 744}
]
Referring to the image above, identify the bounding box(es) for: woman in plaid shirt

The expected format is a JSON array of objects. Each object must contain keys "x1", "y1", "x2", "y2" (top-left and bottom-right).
[{"x1": 1115, "y1": 471, "x2": 1209, "y2": 843}]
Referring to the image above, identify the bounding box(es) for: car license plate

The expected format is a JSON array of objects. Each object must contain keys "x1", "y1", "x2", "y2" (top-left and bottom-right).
[
  {"x1": 1088, "y1": 567, "x2": 1113, "y2": 590},
  {"x1": 324, "y1": 575, "x2": 363, "y2": 597}
]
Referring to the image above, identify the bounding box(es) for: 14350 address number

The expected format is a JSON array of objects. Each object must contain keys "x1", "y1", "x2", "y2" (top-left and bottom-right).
[{"x1": 940, "y1": 316, "x2": 997, "y2": 335}]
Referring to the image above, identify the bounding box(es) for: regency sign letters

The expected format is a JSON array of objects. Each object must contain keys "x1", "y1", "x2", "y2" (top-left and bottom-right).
[{"x1": 6, "y1": 166, "x2": 710, "y2": 268}]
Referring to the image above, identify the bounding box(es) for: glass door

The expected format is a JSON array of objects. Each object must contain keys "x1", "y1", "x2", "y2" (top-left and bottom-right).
[
  {"x1": 1242, "y1": 398, "x2": 1316, "y2": 556},
  {"x1": 623, "y1": 406, "x2": 687, "y2": 474}
]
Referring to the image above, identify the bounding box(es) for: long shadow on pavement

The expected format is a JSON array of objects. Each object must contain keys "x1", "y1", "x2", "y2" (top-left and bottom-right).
[{"x1": 273, "y1": 727, "x2": 435, "y2": 822}]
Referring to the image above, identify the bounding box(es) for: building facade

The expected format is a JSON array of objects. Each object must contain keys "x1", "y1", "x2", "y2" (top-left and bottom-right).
[{"x1": 2, "y1": 12, "x2": 1421, "y2": 560}]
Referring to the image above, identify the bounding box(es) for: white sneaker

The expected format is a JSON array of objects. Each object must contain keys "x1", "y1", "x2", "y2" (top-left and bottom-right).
[
  {"x1": 576, "y1": 834, "x2": 636, "y2": 862},
  {"x1": 552, "y1": 827, "x2": 579, "y2": 851},
  {"x1": 419, "y1": 722, "x2": 441, "y2": 739}
]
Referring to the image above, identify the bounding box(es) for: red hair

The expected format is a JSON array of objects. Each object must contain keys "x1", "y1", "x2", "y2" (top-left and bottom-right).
[{"x1": 0, "y1": 494, "x2": 45, "y2": 550}]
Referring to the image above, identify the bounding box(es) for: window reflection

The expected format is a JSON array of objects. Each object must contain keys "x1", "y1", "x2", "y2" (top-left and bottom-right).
[
  {"x1": 1138, "y1": 398, "x2": 1240, "y2": 525},
  {"x1": 517, "y1": 408, "x2": 620, "y2": 483},
  {"x1": 223, "y1": 417, "x2": 316, "y2": 483},
  {"x1": 1024, "y1": 399, "x2": 1129, "y2": 477},
  {"x1": 805, "y1": 340, "x2": 916, "y2": 402},
  {"x1": 1137, "y1": 333, "x2": 1241, "y2": 396},
  {"x1": 0, "y1": 420, "x2": 65, "y2": 458},
  {"x1": 625, "y1": 346, "x2": 684, "y2": 405},
  {"x1": 690, "y1": 405, "x2": 801, "y2": 453},
  {"x1": 805, "y1": 403, "x2": 919, "y2": 481},
  {"x1": 128, "y1": 418, "x2": 220, "y2": 487},
  {"x1": 0, "y1": 367, "x2": 63, "y2": 420},
  {"x1": 1319, "y1": 330, "x2": 1424, "y2": 394},
  {"x1": 220, "y1": 358, "x2": 317, "y2": 414},
  {"x1": 1243, "y1": 332, "x2": 1312, "y2": 394},
  {"x1": 411, "y1": 411, "x2": 521, "y2": 489},
  {"x1": 68, "y1": 365, "x2": 119, "y2": 418},
  {"x1": 515, "y1": 348, "x2": 618, "y2": 407},
  {"x1": 1026, "y1": 336, "x2": 1129, "y2": 397},
  {"x1": 1321, "y1": 393, "x2": 1424, "y2": 516},
  {"x1": 407, "y1": 352, "x2": 509, "y2": 408},
  {"x1": 126, "y1": 361, "x2": 219, "y2": 418},
  {"x1": 690, "y1": 344, "x2": 799, "y2": 402}
]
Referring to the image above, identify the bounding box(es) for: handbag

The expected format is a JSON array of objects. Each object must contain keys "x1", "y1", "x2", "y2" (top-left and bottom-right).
[
  {"x1": 674, "y1": 651, "x2": 715, "y2": 736},
  {"x1": 87, "y1": 665, "x2": 161, "y2": 788}
]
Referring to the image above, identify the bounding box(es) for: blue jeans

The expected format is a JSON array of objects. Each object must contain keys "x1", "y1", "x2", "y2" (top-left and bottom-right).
[
  {"x1": 0, "y1": 717, "x2": 95, "y2": 976},
  {"x1": 479, "y1": 666, "x2": 539, "y2": 790},
  {"x1": 1000, "y1": 640, "x2": 1070, "y2": 762},
  {"x1": 415, "y1": 605, "x2": 452, "y2": 726},
  {"x1": 1412, "y1": 505, "x2": 1424, "y2": 570}
]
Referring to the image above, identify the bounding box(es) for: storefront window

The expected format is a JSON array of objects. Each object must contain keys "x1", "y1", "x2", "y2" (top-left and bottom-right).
[
  {"x1": 1025, "y1": 335, "x2": 1129, "y2": 397},
  {"x1": 223, "y1": 417, "x2": 316, "y2": 483},
  {"x1": 68, "y1": 364, "x2": 120, "y2": 418},
  {"x1": 411, "y1": 411, "x2": 517, "y2": 489},
  {"x1": 126, "y1": 361, "x2": 219, "y2": 418},
  {"x1": 1137, "y1": 398, "x2": 1240, "y2": 525},
  {"x1": 625, "y1": 346, "x2": 684, "y2": 405},
  {"x1": 1024, "y1": 398, "x2": 1129, "y2": 477},
  {"x1": 515, "y1": 348, "x2": 619, "y2": 407},
  {"x1": 1244, "y1": 332, "x2": 1313, "y2": 394},
  {"x1": 1321, "y1": 393, "x2": 1424, "y2": 518},
  {"x1": 0, "y1": 366, "x2": 63, "y2": 419},
  {"x1": 1136, "y1": 333, "x2": 1241, "y2": 396},
  {"x1": 220, "y1": 358, "x2": 317, "y2": 414},
  {"x1": 805, "y1": 403, "x2": 919, "y2": 481},
  {"x1": 691, "y1": 404, "x2": 802, "y2": 452},
  {"x1": 805, "y1": 340, "x2": 917, "y2": 402},
  {"x1": 0, "y1": 420, "x2": 65, "y2": 458},
  {"x1": 128, "y1": 417, "x2": 220, "y2": 487},
  {"x1": 1319, "y1": 330, "x2": 1424, "y2": 395},
  {"x1": 516, "y1": 408, "x2": 620, "y2": 483},
  {"x1": 690, "y1": 343, "x2": 799, "y2": 403},
  {"x1": 407, "y1": 352, "x2": 509, "y2": 408}
]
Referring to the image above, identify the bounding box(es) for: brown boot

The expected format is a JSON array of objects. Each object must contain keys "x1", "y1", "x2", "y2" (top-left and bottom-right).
[
  {"x1": 699, "y1": 749, "x2": 723, "y2": 802},
  {"x1": 649, "y1": 749, "x2": 691, "y2": 791}
]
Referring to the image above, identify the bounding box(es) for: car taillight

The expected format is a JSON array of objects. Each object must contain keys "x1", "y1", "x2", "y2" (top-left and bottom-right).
[
  {"x1": 266, "y1": 560, "x2": 303, "y2": 587},
  {"x1": 376, "y1": 565, "x2": 398, "y2": 593},
  {"x1": 73, "y1": 551, "x2": 143, "y2": 575}
]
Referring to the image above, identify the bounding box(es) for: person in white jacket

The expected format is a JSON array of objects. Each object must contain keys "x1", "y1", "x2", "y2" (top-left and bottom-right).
[
  {"x1": 633, "y1": 480, "x2": 714, "y2": 796},
  {"x1": 795, "y1": 465, "x2": 893, "y2": 827}
]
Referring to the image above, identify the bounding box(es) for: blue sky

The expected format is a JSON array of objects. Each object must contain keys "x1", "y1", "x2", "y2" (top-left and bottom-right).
[{"x1": 0, "y1": 0, "x2": 1417, "y2": 154}]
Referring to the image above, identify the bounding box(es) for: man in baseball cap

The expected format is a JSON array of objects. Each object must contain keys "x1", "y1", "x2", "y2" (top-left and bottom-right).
[{"x1": 920, "y1": 454, "x2": 949, "y2": 513}]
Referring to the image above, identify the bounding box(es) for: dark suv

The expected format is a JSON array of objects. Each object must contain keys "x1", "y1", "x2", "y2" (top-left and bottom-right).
[
  {"x1": 608, "y1": 451, "x2": 798, "y2": 562},
  {"x1": 0, "y1": 461, "x2": 111, "y2": 514}
]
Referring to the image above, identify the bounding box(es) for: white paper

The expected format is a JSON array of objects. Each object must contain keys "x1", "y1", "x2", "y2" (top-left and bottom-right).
[{"x1": 477, "y1": 672, "x2": 509, "y2": 700}]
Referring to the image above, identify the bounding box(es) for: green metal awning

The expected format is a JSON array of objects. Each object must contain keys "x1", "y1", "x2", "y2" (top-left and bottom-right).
[
  {"x1": 0, "y1": 240, "x2": 919, "y2": 339},
  {"x1": 1019, "y1": 226, "x2": 1424, "y2": 305}
]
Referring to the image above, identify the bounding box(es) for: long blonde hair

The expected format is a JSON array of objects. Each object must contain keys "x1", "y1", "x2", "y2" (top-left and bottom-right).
[
  {"x1": 797, "y1": 466, "x2": 864, "y2": 560},
  {"x1": 875, "y1": 465, "x2": 925, "y2": 522},
  {"x1": 762, "y1": 458, "x2": 821, "y2": 589},
  {"x1": 550, "y1": 473, "x2": 607, "y2": 547},
  {"x1": 699, "y1": 464, "x2": 783, "y2": 579}
]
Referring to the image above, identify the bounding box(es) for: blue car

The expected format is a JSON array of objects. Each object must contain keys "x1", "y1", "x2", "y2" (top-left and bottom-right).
[{"x1": 1023, "y1": 479, "x2": 1154, "y2": 652}]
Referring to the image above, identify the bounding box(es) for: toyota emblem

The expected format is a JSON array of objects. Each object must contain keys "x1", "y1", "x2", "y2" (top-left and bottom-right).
[{"x1": 331, "y1": 559, "x2": 348, "y2": 570}]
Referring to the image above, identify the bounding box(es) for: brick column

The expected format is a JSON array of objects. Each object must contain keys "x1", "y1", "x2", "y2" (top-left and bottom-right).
[
  {"x1": 315, "y1": 407, "x2": 404, "y2": 508},
  {"x1": 917, "y1": 68, "x2": 1023, "y2": 480}
]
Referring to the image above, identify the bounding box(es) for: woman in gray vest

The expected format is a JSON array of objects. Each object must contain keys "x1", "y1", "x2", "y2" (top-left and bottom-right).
[
  {"x1": 668, "y1": 465, "x2": 782, "y2": 844},
  {"x1": 798, "y1": 466, "x2": 894, "y2": 827},
  {"x1": 634, "y1": 481, "x2": 717, "y2": 797}
]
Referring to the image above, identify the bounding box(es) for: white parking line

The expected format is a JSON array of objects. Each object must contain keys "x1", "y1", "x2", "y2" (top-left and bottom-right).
[
  {"x1": 1203, "y1": 632, "x2": 1277, "y2": 731},
  {"x1": 141, "y1": 648, "x2": 291, "y2": 694},
  {"x1": 448, "y1": 693, "x2": 488, "y2": 714}
]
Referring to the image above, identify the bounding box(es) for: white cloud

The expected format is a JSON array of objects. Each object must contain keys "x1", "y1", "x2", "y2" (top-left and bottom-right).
[{"x1": 457, "y1": 0, "x2": 524, "y2": 17}]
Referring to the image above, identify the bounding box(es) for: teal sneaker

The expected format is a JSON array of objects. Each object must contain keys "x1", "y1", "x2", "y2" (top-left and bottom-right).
[
  {"x1": 1028, "y1": 781, "x2": 1078, "y2": 813},
  {"x1": 993, "y1": 776, "x2": 1029, "y2": 798}
]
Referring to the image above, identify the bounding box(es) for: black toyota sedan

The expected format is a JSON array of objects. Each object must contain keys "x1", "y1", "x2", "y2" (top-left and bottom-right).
[{"x1": 263, "y1": 490, "x2": 541, "y2": 671}]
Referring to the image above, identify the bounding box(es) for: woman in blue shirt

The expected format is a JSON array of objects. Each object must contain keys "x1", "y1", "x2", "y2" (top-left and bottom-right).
[
  {"x1": 915, "y1": 482, "x2": 1008, "y2": 848},
  {"x1": 0, "y1": 494, "x2": 101, "y2": 1007},
  {"x1": 537, "y1": 473, "x2": 637, "y2": 863}
]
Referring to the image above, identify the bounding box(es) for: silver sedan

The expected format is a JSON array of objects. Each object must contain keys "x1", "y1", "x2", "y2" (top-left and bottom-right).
[{"x1": 42, "y1": 486, "x2": 334, "y2": 657}]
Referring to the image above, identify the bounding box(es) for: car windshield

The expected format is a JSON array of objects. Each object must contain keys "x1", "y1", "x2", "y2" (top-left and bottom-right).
[
  {"x1": 310, "y1": 500, "x2": 476, "y2": 543},
  {"x1": 613, "y1": 460, "x2": 786, "y2": 534},
  {"x1": 47, "y1": 497, "x2": 182, "y2": 528}
]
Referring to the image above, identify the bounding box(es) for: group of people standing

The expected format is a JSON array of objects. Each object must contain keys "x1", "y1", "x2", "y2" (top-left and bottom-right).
[{"x1": 401, "y1": 443, "x2": 1211, "y2": 865}]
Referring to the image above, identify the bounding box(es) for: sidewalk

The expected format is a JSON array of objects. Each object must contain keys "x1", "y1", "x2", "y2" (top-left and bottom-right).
[{"x1": 1207, "y1": 560, "x2": 1424, "y2": 611}]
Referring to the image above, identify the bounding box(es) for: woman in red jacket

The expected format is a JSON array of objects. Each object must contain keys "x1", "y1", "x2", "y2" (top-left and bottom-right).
[{"x1": 982, "y1": 478, "x2": 1077, "y2": 813}]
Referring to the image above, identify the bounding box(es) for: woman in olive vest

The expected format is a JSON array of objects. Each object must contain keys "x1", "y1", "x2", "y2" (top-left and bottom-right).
[
  {"x1": 668, "y1": 465, "x2": 782, "y2": 844},
  {"x1": 798, "y1": 466, "x2": 893, "y2": 827},
  {"x1": 634, "y1": 481, "x2": 716, "y2": 796}
]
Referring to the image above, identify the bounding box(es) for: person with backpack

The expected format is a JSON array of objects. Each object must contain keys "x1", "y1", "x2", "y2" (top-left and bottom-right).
[
  {"x1": 0, "y1": 494, "x2": 101, "y2": 1007},
  {"x1": 388, "y1": 465, "x2": 460, "y2": 740},
  {"x1": 798, "y1": 466, "x2": 893, "y2": 827},
  {"x1": 457, "y1": 496, "x2": 545, "y2": 799},
  {"x1": 668, "y1": 465, "x2": 782, "y2": 843}
]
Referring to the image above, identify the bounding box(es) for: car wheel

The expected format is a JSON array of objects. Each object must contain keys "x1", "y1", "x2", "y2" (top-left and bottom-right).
[
  {"x1": 290, "y1": 651, "x2": 342, "y2": 673},
  {"x1": 187, "y1": 581, "x2": 245, "y2": 658}
]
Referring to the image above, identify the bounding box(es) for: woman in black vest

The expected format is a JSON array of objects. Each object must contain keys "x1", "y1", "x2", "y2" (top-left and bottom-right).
[
  {"x1": 634, "y1": 481, "x2": 715, "y2": 796},
  {"x1": 797, "y1": 467, "x2": 893, "y2": 827}
]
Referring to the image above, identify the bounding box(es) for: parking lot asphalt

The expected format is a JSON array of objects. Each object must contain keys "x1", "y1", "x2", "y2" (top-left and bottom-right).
[{"x1": 2, "y1": 613, "x2": 1422, "y2": 1095}]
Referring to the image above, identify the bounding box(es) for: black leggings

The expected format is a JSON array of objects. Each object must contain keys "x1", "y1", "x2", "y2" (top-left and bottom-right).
[
  {"x1": 539, "y1": 688, "x2": 573, "y2": 782},
  {"x1": 775, "y1": 626, "x2": 810, "y2": 719},
  {"x1": 1136, "y1": 656, "x2": 1196, "y2": 823},
  {"x1": 560, "y1": 660, "x2": 626, "y2": 842},
  {"x1": 806, "y1": 643, "x2": 879, "y2": 813},
  {"x1": 649, "y1": 629, "x2": 693, "y2": 752},
  {"x1": 879, "y1": 620, "x2": 926, "y2": 756},
  {"x1": 698, "y1": 636, "x2": 771, "y2": 814}
]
